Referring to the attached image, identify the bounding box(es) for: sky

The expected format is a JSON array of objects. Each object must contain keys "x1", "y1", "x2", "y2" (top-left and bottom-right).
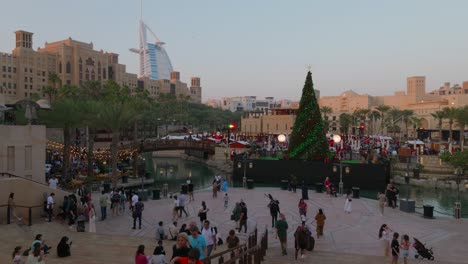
[{"x1": 1, "y1": 0, "x2": 467, "y2": 101}]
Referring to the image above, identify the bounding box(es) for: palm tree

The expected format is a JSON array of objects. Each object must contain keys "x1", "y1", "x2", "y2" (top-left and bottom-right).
[
  {"x1": 78, "y1": 81, "x2": 105, "y2": 177},
  {"x1": 357, "y1": 109, "x2": 370, "y2": 135},
  {"x1": 387, "y1": 108, "x2": 402, "y2": 138},
  {"x1": 48, "y1": 72, "x2": 61, "y2": 88},
  {"x1": 320, "y1": 106, "x2": 332, "y2": 119},
  {"x1": 401, "y1": 110, "x2": 414, "y2": 139},
  {"x1": 376, "y1": 105, "x2": 391, "y2": 135},
  {"x1": 42, "y1": 72, "x2": 61, "y2": 103},
  {"x1": 320, "y1": 106, "x2": 333, "y2": 132},
  {"x1": 411, "y1": 117, "x2": 422, "y2": 139},
  {"x1": 339, "y1": 113, "x2": 352, "y2": 134},
  {"x1": 97, "y1": 81, "x2": 140, "y2": 187},
  {"x1": 39, "y1": 97, "x2": 84, "y2": 182},
  {"x1": 131, "y1": 89, "x2": 152, "y2": 177},
  {"x1": 430, "y1": 110, "x2": 445, "y2": 141},
  {"x1": 442, "y1": 107, "x2": 457, "y2": 143},
  {"x1": 368, "y1": 110, "x2": 381, "y2": 136},
  {"x1": 454, "y1": 106, "x2": 468, "y2": 150}
]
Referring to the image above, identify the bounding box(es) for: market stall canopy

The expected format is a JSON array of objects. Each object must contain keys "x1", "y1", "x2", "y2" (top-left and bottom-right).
[
  {"x1": 372, "y1": 135, "x2": 393, "y2": 140},
  {"x1": 160, "y1": 135, "x2": 201, "y2": 141},
  {"x1": 0, "y1": 105, "x2": 13, "y2": 112},
  {"x1": 407, "y1": 140, "x2": 425, "y2": 145},
  {"x1": 229, "y1": 140, "x2": 250, "y2": 149}
]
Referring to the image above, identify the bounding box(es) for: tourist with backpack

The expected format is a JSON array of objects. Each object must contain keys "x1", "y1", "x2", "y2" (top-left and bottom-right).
[
  {"x1": 268, "y1": 199, "x2": 280, "y2": 228},
  {"x1": 120, "y1": 189, "x2": 127, "y2": 214},
  {"x1": 275, "y1": 213, "x2": 288, "y2": 256},
  {"x1": 294, "y1": 222, "x2": 310, "y2": 260},
  {"x1": 132, "y1": 198, "x2": 144, "y2": 230},
  {"x1": 111, "y1": 189, "x2": 121, "y2": 216},
  {"x1": 201, "y1": 220, "x2": 217, "y2": 257},
  {"x1": 99, "y1": 190, "x2": 108, "y2": 221}
]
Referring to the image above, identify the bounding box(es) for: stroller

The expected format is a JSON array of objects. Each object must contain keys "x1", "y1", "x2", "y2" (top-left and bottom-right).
[
  {"x1": 76, "y1": 215, "x2": 86, "y2": 232},
  {"x1": 329, "y1": 184, "x2": 337, "y2": 197},
  {"x1": 413, "y1": 238, "x2": 434, "y2": 260}
]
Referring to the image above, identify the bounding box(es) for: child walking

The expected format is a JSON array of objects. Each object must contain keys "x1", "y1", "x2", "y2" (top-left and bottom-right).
[
  {"x1": 224, "y1": 193, "x2": 229, "y2": 210},
  {"x1": 401, "y1": 234, "x2": 410, "y2": 264},
  {"x1": 391, "y1": 232, "x2": 400, "y2": 264}
]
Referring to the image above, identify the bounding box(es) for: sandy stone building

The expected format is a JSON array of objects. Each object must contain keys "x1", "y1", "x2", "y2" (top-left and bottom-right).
[
  {"x1": 0, "y1": 30, "x2": 202, "y2": 105},
  {"x1": 0, "y1": 125, "x2": 46, "y2": 183},
  {"x1": 319, "y1": 76, "x2": 468, "y2": 136},
  {"x1": 240, "y1": 76, "x2": 467, "y2": 142}
]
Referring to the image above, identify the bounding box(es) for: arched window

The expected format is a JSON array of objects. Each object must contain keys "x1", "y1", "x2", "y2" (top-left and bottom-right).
[
  {"x1": 102, "y1": 68, "x2": 106, "y2": 79},
  {"x1": 58, "y1": 62, "x2": 62, "y2": 73},
  {"x1": 98, "y1": 62, "x2": 101, "y2": 74},
  {"x1": 79, "y1": 58, "x2": 83, "y2": 72},
  {"x1": 91, "y1": 69, "x2": 95, "y2": 80},
  {"x1": 85, "y1": 68, "x2": 89, "y2": 80},
  {"x1": 66, "y1": 62, "x2": 71, "y2": 74}
]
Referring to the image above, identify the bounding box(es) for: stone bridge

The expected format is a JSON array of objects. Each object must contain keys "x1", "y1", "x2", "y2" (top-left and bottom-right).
[{"x1": 136, "y1": 139, "x2": 216, "y2": 155}]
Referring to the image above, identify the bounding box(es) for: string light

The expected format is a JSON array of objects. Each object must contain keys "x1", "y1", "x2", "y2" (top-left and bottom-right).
[{"x1": 46, "y1": 140, "x2": 141, "y2": 162}]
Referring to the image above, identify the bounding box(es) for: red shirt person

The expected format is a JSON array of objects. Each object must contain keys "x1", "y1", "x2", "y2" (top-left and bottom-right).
[{"x1": 170, "y1": 248, "x2": 203, "y2": 264}]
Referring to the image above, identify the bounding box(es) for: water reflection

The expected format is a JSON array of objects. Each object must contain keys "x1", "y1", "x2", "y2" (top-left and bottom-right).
[
  {"x1": 150, "y1": 157, "x2": 467, "y2": 218},
  {"x1": 361, "y1": 185, "x2": 468, "y2": 218},
  {"x1": 152, "y1": 157, "x2": 218, "y2": 193}
]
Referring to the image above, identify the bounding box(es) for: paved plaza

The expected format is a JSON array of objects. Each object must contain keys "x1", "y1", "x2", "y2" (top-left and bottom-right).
[{"x1": 1, "y1": 186, "x2": 467, "y2": 263}]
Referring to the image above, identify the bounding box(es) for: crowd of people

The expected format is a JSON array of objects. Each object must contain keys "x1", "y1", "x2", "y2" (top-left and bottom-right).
[
  {"x1": 9, "y1": 168, "x2": 416, "y2": 264},
  {"x1": 378, "y1": 224, "x2": 412, "y2": 264},
  {"x1": 133, "y1": 175, "x2": 245, "y2": 264},
  {"x1": 12, "y1": 233, "x2": 72, "y2": 264}
]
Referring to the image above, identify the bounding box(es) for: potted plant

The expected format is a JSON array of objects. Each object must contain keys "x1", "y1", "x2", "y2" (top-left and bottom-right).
[
  {"x1": 413, "y1": 164, "x2": 424, "y2": 179},
  {"x1": 439, "y1": 150, "x2": 468, "y2": 173}
]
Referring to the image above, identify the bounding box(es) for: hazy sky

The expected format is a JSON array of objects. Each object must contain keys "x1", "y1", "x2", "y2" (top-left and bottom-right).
[{"x1": 1, "y1": 0, "x2": 467, "y2": 101}]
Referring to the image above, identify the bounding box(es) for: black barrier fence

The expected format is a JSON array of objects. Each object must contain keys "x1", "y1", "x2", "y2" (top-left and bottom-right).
[{"x1": 232, "y1": 158, "x2": 390, "y2": 192}]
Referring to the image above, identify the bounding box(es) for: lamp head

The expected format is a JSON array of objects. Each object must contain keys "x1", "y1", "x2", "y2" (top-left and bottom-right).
[
  {"x1": 345, "y1": 166, "x2": 351, "y2": 174},
  {"x1": 278, "y1": 134, "x2": 286, "y2": 143},
  {"x1": 333, "y1": 135, "x2": 342, "y2": 143}
]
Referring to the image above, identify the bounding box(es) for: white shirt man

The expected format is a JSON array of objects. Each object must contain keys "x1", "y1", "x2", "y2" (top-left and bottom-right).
[
  {"x1": 46, "y1": 193, "x2": 55, "y2": 222},
  {"x1": 131, "y1": 193, "x2": 139, "y2": 207},
  {"x1": 48, "y1": 177, "x2": 58, "y2": 189},
  {"x1": 168, "y1": 221, "x2": 179, "y2": 240},
  {"x1": 215, "y1": 175, "x2": 221, "y2": 182},
  {"x1": 201, "y1": 220, "x2": 217, "y2": 257}
]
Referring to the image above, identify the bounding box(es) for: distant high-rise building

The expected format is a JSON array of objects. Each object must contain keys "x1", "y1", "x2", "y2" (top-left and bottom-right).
[
  {"x1": 130, "y1": 3, "x2": 173, "y2": 80},
  {"x1": 0, "y1": 30, "x2": 201, "y2": 104},
  {"x1": 407, "y1": 76, "x2": 426, "y2": 99}
]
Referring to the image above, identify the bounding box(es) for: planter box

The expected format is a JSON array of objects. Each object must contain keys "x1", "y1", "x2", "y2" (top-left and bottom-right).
[{"x1": 400, "y1": 199, "x2": 415, "y2": 213}]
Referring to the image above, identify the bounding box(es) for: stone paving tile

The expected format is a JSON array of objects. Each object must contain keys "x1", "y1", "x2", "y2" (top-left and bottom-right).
[
  {"x1": 85, "y1": 187, "x2": 468, "y2": 263},
  {"x1": 1, "y1": 187, "x2": 467, "y2": 263}
]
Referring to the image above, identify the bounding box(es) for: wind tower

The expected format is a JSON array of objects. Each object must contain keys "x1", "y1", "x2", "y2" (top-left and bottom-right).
[{"x1": 130, "y1": 0, "x2": 173, "y2": 80}]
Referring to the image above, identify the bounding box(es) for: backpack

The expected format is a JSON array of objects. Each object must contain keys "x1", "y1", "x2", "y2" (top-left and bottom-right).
[
  {"x1": 211, "y1": 227, "x2": 224, "y2": 245},
  {"x1": 120, "y1": 193, "x2": 127, "y2": 202},
  {"x1": 211, "y1": 226, "x2": 217, "y2": 235},
  {"x1": 112, "y1": 193, "x2": 120, "y2": 203}
]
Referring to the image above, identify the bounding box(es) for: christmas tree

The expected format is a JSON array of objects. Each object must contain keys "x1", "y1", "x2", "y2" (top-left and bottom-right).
[{"x1": 288, "y1": 71, "x2": 328, "y2": 160}]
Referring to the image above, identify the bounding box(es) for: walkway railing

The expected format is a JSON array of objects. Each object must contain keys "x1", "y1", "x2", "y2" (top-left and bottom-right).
[
  {"x1": 0, "y1": 172, "x2": 48, "y2": 187},
  {"x1": 140, "y1": 139, "x2": 216, "y2": 154},
  {"x1": 1, "y1": 204, "x2": 43, "y2": 226},
  {"x1": 203, "y1": 226, "x2": 268, "y2": 264}
]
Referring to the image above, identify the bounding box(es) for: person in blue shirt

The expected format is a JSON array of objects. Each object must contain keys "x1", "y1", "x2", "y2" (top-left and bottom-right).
[{"x1": 188, "y1": 226, "x2": 207, "y2": 260}]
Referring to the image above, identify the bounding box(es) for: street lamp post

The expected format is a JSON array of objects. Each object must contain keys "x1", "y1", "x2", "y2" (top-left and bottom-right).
[
  {"x1": 139, "y1": 140, "x2": 144, "y2": 193},
  {"x1": 406, "y1": 157, "x2": 410, "y2": 200},
  {"x1": 278, "y1": 134, "x2": 286, "y2": 157},
  {"x1": 332, "y1": 135, "x2": 350, "y2": 195},
  {"x1": 237, "y1": 156, "x2": 253, "y2": 189},
  {"x1": 455, "y1": 167, "x2": 463, "y2": 219}
]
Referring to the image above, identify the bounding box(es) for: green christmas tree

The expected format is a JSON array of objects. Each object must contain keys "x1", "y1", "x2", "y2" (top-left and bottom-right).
[{"x1": 288, "y1": 71, "x2": 328, "y2": 160}]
